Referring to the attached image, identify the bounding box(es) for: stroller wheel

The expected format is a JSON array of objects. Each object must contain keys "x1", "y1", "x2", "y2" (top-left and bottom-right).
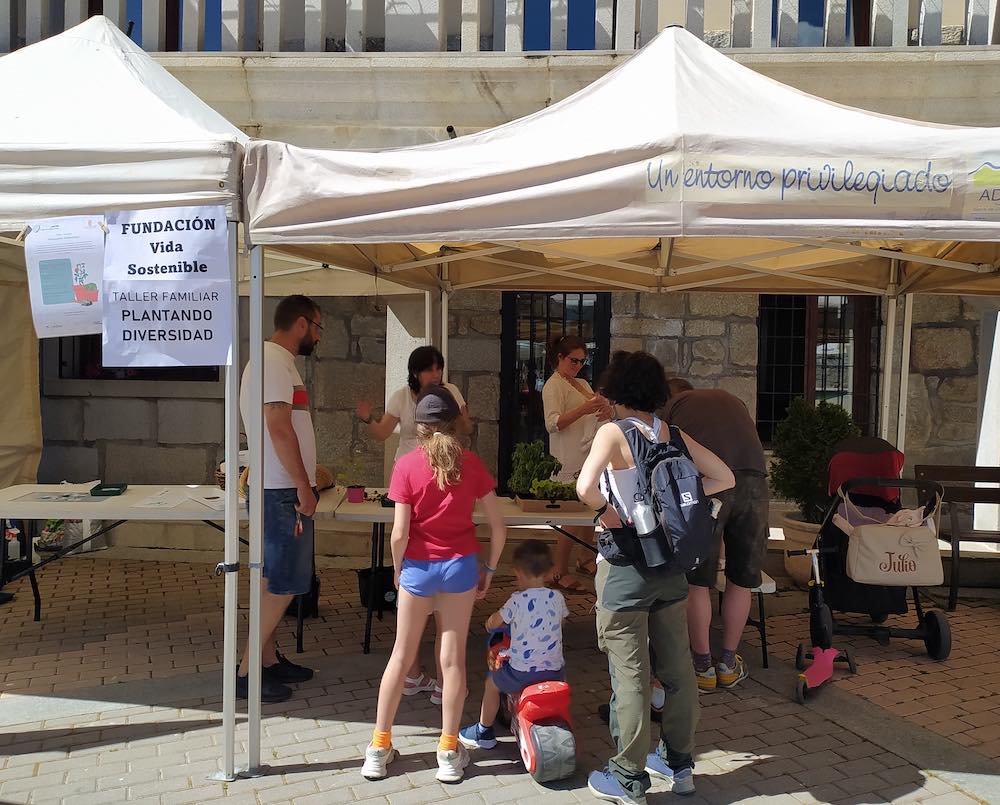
[
  {"x1": 845, "y1": 650, "x2": 858, "y2": 675},
  {"x1": 811, "y1": 604, "x2": 834, "y2": 650},
  {"x1": 923, "y1": 610, "x2": 952, "y2": 661},
  {"x1": 795, "y1": 643, "x2": 806, "y2": 671},
  {"x1": 794, "y1": 677, "x2": 808, "y2": 704},
  {"x1": 870, "y1": 612, "x2": 888, "y2": 624}
]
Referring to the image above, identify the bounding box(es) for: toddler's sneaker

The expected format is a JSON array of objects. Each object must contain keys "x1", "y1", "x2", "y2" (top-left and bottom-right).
[
  {"x1": 459, "y1": 722, "x2": 497, "y2": 750},
  {"x1": 587, "y1": 768, "x2": 646, "y2": 805},
  {"x1": 435, "y1": 744, "x2": 470, "y2": 783},
  {"x1": 645, "y1": 754, "x2": 695, "y2": 796},
  {"x1": 717, "y1": 655, "x2": 749, "y2": 689},
  {"x1": 430, "y1": 683, "x2": 444, "y2": 705},
  {"x1": 361, "y1": 745, "x2": 397, "y2": 780},
  {"x1": 695, "y1": 665, "x2": 717, "y2": 693},
  {"x1": 402, "y1": 673, "x2": 436, "y2": 696}
]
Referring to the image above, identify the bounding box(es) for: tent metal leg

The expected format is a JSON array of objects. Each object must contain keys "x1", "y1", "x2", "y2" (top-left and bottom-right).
[
  {"x1": 879, "y1": 294, "x2": 898, "y2": 441},
  {"x1": 424, "y1": 290, "x2": 433, "y2": 346},
  {"x1": 440, "y1": 286, "x2": 450, "y2": 381},
  {"x1": 241, "y1": 245, "x2": 267, "y2": 778},
  {"x1": 212, "y1": 222, "x2": 241, "y2": 783},
  {"x1": 896, "y1": 294, "x2": 914, "y2": 453}
]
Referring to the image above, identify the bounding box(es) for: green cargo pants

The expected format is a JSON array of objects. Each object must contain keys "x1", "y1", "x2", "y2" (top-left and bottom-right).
[{"x1": 595, "y1": 559, "x2": 699, "y2": 799}]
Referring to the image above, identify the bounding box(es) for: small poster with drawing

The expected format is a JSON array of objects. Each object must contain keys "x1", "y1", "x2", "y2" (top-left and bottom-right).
[{"x1": 25, "y1": 216, "x2": 105, "y2": 337}]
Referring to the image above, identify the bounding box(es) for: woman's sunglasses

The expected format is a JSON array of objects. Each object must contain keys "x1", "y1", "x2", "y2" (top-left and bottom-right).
[{"x1": 568, "y1": 357, "x2": 588, "y2": 366}]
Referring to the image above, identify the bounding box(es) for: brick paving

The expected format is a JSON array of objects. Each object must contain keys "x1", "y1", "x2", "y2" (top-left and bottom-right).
[{"x1": 0, "y1": 557, "x2": 995, "y2": 804}]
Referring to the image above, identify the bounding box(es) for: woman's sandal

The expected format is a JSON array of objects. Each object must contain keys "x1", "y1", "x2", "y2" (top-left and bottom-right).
[{"x1": 576, "y1": 557, "x2": 598, "y2": 577}]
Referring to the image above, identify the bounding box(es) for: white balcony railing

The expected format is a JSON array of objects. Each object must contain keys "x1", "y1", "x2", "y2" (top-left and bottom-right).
[{"x1": 1, "y1": 0, "x2": 998, "y2": 55}]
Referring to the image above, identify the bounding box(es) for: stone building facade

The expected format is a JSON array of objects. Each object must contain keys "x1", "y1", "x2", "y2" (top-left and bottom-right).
[{"x1": 35, "y1": 290, "x2": 990, "y2": 557}]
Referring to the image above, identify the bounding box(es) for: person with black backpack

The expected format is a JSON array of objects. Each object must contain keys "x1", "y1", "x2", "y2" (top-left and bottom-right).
[{"x1": 576, "y1": 351, "x2": 734, "y2": 805}]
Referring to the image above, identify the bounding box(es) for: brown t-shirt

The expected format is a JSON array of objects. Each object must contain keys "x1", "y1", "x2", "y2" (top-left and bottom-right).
[{"x1": 662, "y1": 389, "x2": 766, "y2": 474}]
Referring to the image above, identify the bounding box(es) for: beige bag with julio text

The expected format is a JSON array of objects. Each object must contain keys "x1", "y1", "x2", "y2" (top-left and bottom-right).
[{"x1": 837, "y1": 491, "x2": 943, "y2": 587}]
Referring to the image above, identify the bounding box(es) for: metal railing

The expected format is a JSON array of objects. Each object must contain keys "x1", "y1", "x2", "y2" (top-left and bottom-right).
[{"x1": 1, "y1": 0, "x2": 997, "y2": 55}]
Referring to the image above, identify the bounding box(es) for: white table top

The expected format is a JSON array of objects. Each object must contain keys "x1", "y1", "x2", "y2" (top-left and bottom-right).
[{"x1": 0, "y1": 484, "x2": 343, "y2": 522}]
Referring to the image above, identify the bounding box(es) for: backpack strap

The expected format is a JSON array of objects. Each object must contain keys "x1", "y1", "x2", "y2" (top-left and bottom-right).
[
  {"x1": 667, "y1": 424, "x2": 692, "y2": 459},
  {"x1": 614, "y1": 419, "x2": 655, "y2": 504}
]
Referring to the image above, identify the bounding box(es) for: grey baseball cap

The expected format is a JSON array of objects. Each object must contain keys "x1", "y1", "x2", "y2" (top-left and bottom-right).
[{"x1": 414, "y1": 385, "x2": 460, "y2": 424}]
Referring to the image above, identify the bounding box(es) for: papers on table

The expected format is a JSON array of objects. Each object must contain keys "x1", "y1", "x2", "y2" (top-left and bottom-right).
[
  {"x1": 132, "y1": 487, "x2": 228, "y2": 511},
  {"x1": 15, "y1": 481, "x2": 104, "y2": 504}
]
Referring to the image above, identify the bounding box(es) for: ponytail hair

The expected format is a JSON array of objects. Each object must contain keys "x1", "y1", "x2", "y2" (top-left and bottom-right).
[{"x1": 417, "y1": 421, "x2": 463, "y2": 490}]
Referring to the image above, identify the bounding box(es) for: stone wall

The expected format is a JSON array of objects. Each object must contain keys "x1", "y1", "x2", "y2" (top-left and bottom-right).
[
  {"x1": 446, "y1": 290, "x2": 502, "y2": 475},
  {"x1": 38, "y1": 295, "x2": 388, "y2": 488},
  {"x1": 608, "y1": 292, "x2": 760, "y2": 417},
  {"x1": 905, "y1": 295, "x2": 985, "y2": 470}
]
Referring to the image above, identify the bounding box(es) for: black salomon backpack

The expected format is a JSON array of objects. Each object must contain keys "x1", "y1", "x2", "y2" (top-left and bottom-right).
[{"x1": 607, "y1": 417, "x2": 715, "y2": 573}]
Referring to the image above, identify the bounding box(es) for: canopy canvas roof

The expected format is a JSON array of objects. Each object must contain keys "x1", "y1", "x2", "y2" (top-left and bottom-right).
[
  {"x1": 0, "y1": 16, "x2": 247, "y2": 230},
  {"x1": 244, "y1": 27, "x2": 1000, "y2": 296}
]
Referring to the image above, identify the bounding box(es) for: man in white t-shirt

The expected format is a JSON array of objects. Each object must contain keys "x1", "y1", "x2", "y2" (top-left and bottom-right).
[{"x1": 238, "y1": 294, "x2": 321, "y2": 703}]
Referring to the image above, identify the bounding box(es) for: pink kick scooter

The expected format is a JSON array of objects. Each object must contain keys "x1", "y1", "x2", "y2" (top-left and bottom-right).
[{"x1": 787, "y1": 547, "x2": 857, "y2": 703}]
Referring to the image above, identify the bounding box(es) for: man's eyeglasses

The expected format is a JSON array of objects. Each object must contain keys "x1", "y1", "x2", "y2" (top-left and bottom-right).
[
  {"x1": 568, "y1": 357, "x2": 588, "y2": 366},
  {"x1": 307, "y1": 318, "x2": 324, "y2": 331}
]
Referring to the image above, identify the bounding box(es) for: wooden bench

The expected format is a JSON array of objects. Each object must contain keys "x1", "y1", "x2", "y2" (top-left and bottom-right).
[
  {"x1": 715, "y1": 568, "x2": 777, "y2": 668},
  {"x1": 913, "y1": 465, "x2": 1000, "y2": 611}
]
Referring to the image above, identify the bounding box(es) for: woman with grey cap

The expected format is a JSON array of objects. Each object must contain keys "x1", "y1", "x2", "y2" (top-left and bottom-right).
[{"x1": 362, "y1": 386, "x2": 507, "y2": 785}]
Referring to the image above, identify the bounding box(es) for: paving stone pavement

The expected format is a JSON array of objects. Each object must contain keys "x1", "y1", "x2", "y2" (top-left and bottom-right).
[{"x1": 0, "y1": 557, "x2": 997, "y2": 804}]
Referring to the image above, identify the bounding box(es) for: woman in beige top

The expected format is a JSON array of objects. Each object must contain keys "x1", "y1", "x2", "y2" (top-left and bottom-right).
[{"x1": 542, "y1": 335, "x2": 612, "y2": 590}]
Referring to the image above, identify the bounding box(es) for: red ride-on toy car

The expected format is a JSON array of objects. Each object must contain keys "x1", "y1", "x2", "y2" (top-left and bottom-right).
[{"x1": 488, "y1": 630, "x2": 576, "y2": 783}]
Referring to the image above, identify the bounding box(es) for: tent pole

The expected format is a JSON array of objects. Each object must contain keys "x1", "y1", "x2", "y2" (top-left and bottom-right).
[
  {"x1": 243, "y1": 245, "x2": 265, "y2": 776},
  {"x1": 212, "y1": 223, "x2": 240, "y2": 783},
  {"x1": 879, "y1": 293, "x2": 898, "y2": 440},
  {"x1": 424, "y1": 290, "x2": 433, "y2": 346},
  {"x1": 441, "y1": 265, "x2": 450, "y2": 381},
  {"x1": 895, "y1": 293, "x2": 914, "y2": 453}
]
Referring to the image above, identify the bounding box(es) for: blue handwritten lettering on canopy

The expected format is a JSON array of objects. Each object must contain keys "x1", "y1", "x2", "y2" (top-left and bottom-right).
[
  {"x1": 779, "y1": 160, "x2": 952, "y2": 205},
  {"x1": 644, "y1": 156, "x2": 953, "y2": 207}
]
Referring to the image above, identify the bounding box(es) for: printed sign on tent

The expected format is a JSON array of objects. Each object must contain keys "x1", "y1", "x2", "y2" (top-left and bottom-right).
[
  {"x1": 103, "y1": 205, "x2": 232, "y2": 367},
  {"x1": 24, "y1": 216, "x2": 106, "y2": 338}
]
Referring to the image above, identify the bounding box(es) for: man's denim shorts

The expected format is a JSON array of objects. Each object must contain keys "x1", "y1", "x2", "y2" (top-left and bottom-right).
[
  {"x1": 399, "y1": 554, "x2": 479, "y2": 597},
  {"x1": 263, "y1": 488, "x2": 315, "y2": 596},
  {"x1": 490, "y1": 663, "x2": 565, "y2": 695}
]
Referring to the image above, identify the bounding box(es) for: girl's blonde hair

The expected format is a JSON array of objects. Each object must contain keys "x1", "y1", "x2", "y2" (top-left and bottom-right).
[{"x1": 417, "y1": 421, "x2": 463, "y2": 490}]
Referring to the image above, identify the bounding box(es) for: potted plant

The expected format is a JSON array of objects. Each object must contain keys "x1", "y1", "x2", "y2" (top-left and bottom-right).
[
  {"x1": 336, "y1": 456, "x2": 366, "y2": 503},
  {"x1": 770, "y1": 398, "x2": 860, "y2": 587},
  {"x1": 509, "y1": 441, "x2": 587, "y2": 512}
]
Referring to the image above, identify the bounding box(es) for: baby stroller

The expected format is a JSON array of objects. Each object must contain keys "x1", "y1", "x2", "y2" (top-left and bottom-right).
[{"x1": 791, "y1": 437, "x2": 949, "y2": 703}]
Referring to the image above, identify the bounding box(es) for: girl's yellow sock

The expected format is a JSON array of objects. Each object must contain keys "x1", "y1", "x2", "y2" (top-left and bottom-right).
[
  {"x1": 372, "y1": 729, "x2": 392, "y2": 750},
  {"x1": 438, "y1": 733, "x2": 458, "y2": 752}
]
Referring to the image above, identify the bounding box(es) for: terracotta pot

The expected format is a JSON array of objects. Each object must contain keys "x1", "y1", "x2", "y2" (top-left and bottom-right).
[{"x1": 781, "y1": 513, "x2": 822, "y2": 589}]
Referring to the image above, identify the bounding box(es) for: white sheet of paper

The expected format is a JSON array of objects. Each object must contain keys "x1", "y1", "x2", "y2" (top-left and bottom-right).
[
  {"x1": 132, "y1": 488, "x2": 191, "y2": 509},
  {"x1": 102, "y1": 205, "x2": 233, "y2": 367},
  {"x1": 187, "y1": 489, "x2": 226, "y2": 511},
  {"x1": 25, "y1": 217, "x2": 106, "y2": 338}
]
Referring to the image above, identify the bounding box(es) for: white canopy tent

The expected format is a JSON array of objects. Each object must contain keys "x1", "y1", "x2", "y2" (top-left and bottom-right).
[
  {"x1": 0, "y1": 16, "x2": 249, "y2": 782},
  {"x1": 243, "y1": 25, "x2": 1000, "y2": 463}
]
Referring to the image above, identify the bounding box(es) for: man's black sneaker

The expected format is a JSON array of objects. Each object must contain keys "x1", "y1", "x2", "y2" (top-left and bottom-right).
[
  {"x1": 263, "y1": 651, "x2": 315, "y2": 683},
  {"x1": 236, "y1": 673, "x2": 292, "y2": 703}
]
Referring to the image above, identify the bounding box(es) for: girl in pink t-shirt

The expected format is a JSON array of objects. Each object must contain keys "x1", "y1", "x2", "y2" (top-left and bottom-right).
[{"x1": 362, "y1": 386, "x2": 506, "y2": 785}]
